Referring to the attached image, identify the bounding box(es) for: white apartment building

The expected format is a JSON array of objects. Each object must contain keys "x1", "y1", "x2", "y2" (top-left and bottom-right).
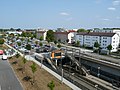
[{"x1": 75, "y1": 32, "x2": 119, "y2": 52}]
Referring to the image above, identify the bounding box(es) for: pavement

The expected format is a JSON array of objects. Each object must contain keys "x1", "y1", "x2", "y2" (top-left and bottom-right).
[{"x1": 0, "y1": 55, "x2": 23, "y2": 90}]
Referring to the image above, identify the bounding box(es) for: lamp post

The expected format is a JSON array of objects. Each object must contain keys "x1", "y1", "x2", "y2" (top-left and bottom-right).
[
  {"x1": 61, "y1": 53, "x2": 63, "y2": 84},
  {"x1": 97, "y1": 67, "x2": 100, "y2": 78}
]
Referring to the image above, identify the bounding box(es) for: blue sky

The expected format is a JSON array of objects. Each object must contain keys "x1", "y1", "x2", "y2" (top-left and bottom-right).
[{"x1": 0, "y1": 0, "x2": 120, "y2": 29}]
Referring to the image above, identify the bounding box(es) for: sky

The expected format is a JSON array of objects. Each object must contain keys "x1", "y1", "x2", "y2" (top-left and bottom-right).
[{"x1": 0, "y1": 0, "x2": 120, "y2": 29}]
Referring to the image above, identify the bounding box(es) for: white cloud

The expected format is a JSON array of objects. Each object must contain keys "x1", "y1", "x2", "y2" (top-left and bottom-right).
[
  {"x1": 60, "y1": 12, "x2": 69, "y2": 16},
  {"x1": 113, "y1": 0, "x2": 120, "y2": 6},
  {"x1": 108, "y1": 7, "x2": 116, "y2": 11},
  {"x1": 102, "y1": 18, "x2": 110, "y2": 21}
]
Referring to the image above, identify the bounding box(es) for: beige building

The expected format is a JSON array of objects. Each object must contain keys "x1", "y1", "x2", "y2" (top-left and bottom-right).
[
  {"x1": 36, "y1": 31, "x2": 47, "y2": 40},
  {"x1": 54, "y1": 31, "x2": 75, "y2": 43}
]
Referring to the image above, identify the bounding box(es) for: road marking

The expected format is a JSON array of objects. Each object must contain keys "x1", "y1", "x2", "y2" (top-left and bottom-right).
[{"x1": 0, "y1": 85, "x2": 1, "y2": 90}]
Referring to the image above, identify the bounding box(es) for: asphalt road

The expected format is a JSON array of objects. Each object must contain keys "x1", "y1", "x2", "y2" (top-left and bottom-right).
[{"x1": 0, "y1": 56, "x2": 23, "y2": 90}]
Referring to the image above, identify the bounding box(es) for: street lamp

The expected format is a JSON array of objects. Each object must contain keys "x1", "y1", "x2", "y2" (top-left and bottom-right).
[
  {"x1": 61, "y1": 54, "x2": 63, "y2": 84},
  {"x1": 97, "y1": 66, "x2": 100, "y2": 78}
]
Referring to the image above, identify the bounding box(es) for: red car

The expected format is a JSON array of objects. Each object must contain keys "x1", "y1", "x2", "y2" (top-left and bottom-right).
[{"x1": 0, "y1": 50, "x2": 3, "y2": 55}]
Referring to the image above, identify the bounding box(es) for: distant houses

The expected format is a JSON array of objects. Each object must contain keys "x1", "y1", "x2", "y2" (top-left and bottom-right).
[{"x1": 5, "y1": 27, "x2": 120, "y2": 52}]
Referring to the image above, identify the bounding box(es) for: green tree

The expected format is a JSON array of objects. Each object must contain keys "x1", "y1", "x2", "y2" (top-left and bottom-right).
[
  {"x1": 107, "y1": 44, "x2": 112, "y2": 54},
  {"x1": 10, "y1": 28, "x2": 14, "y2": 31},
  {"x1": 27, "y1": 38, "x2": 30, "y2": 43},
  {"x1": 54, "y1": 40, "x2": 57, "y2": 45},
  {"x1": 94, "y1": 42, "x2": 100, "y2": 49},
  {"x1": 39, "y1": 42, "x2": 43, "y2": 47},
  {"x1": 33, "y1": 33, "x2": 36, "y2": 38},
  {"x1": 94, "y1": 42, "x2": 100, "y2": 53},
  {"x1": 15, "y1": 53, "x2": 20, "y2": 58},
  {"x1": 27, "y1": 32, "x2": 32, "y2": 37},
  {"x1": 17, "y1": 42, "x2": 21, "y2": 46},
  {"x1": 46, "y1": 30, "x2": 54, "y2": 42},
  {"x1": 22, "y1": 57, "x2": 27, "y2": 73},
  {"x1": 25, "y1": 44, "x2": 31, "y2": 50},
  {"x1": 21, "y1": 32, "x2": 26, "y2": 37},
  {"x1": 75, "y1": 41, "x2": 80, "y2": 47},
  {"x1": 35, "y1": 41, "x2": 38, "y2": 45},
  {"x1": 57, "y1": 43, "x2": 61, "y2": 48},
  {"x1": 16, "y1": 28, "x2": 21, "y2": 31},
  {"x1": 9, "y1": 33, "x2": 14, "y2": 38},
  {"x1": 47, "y1": 81, "x2": 55, "y2": 90},
  {"x1": 13, "y1": 53, "x2": 20, "y2": 64},
  {"x1": 77, "y1": 28, "x2": 87, "y2": 33},
  {"x1": 39, "y1": 36, "x2": 43, "y2": 41},
  {"x1": 0, "y1": 38, "x2": 4, "y2": 45},
  {"x1": 20, "y1": 37, "x2": 24, "y2": 41},
  {"x1": 30, "y1": 62, "x2": 37, "y2": 84},
  {"x1": 58, "y1": 39, "x2": 61, "y2": 43}
]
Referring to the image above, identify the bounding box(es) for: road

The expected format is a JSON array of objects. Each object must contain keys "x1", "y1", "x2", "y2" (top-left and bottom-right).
[{"x1": 0, "y1": 56, "x2": 23, "y2": 90}]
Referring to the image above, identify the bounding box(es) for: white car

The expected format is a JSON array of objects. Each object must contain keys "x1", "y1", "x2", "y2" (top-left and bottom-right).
[{"x1": 2, "y1": 55, "x2": 7, "y2": 60}]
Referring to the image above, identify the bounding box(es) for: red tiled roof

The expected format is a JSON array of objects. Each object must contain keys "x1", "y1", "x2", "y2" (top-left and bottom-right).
[
  {"x1": 76, "y1": 32, "x2": 116, "y2": 37},
  {"x1": 68, "y1": 30, "x2": 76, "y2": 32}
]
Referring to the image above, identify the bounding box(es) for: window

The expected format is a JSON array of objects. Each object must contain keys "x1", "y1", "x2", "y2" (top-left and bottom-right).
[
  {"x1": 103, "y1": 37, "x2": 107, "y2": 39},
  {"x1": 113, "y1": 41, "x2": 115, "y2": 43}
]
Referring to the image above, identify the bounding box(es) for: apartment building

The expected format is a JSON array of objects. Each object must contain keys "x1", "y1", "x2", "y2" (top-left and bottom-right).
[
  {"x1": 54, "y1": 31, "x2": 75, "y2": 43},
  {"x1": 93, "y1": 28, "x2": 120, "y2": 37},
  {"x1": 36, "y1": 30, "x2": 47, "y2": 40},
  {"x1": 75, "y1": 32, "x2": 119, "y2": 52}
]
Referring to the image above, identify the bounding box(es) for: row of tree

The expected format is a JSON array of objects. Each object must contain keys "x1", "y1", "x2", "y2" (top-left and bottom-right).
[
  {"x1": 15, "y1": 53, "x2": 55, "y2": 90},
  {"x1": 94, "y1": 41, "x2": 112, "y2": 54}
]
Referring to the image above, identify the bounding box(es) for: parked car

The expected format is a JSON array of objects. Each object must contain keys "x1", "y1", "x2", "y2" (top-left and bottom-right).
[
  {"x1": 0, "y1": 50, "x2": 4, "y2": 55},
  {"x1": 2, "y1": 55, "x2": 7, "y2": 60}
]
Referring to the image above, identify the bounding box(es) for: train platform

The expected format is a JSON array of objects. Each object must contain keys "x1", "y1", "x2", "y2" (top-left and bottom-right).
[{"x1": 86, "y1": 75, "x2": 119, "y2": 90}]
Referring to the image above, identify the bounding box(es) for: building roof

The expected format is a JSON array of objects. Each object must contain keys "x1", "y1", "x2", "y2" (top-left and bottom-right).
[
  {"x1": 76, "y1": 32, "x2": 116, "y2": 37},
  {"x1": 54, "y1": 32, "x2": 70, "y2": 35},
  {"x1": 68, "y1": 30, "x2": 76, "y2": 32},
  {"x1": 37, "y1": 31, "x2": 46, "y2": 33}
]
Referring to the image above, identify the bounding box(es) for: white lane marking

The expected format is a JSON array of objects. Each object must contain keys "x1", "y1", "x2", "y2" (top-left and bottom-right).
[{"x1": 0, "y1": 85, "x2": 1, "y2": 90}]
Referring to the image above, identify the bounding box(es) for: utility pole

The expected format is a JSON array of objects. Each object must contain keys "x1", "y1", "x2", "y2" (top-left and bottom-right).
[{"x1": 61, "y1": 51, "x2": 63, "y2": 84}]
